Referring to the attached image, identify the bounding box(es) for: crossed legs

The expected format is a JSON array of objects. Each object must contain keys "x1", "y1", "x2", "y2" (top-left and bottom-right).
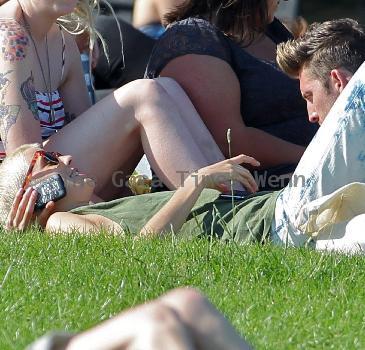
[{"x1": 46, "y1": 78, "x2": 225, "y2": 199}]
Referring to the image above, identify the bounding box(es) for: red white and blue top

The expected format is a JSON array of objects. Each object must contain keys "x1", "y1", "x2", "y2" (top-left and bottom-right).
[{"x1": 36, "y1": 27, "x2": 66, "y2": 140}]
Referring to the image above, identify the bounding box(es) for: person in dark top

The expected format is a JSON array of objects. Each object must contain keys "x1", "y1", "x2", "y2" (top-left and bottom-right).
[
  {"x1": 145, "y1": 0, "x2": 319, "y2": 191},
  {"x1": 93, "y1": 1, "x2": 156, "y2": 89}
]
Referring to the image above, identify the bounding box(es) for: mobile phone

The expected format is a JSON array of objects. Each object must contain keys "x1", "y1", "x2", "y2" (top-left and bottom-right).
[{"x1": 32, "y1": 174, "x2": 67, "y2": 210}]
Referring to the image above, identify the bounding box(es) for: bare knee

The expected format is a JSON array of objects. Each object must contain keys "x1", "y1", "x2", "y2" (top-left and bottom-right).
[
  {"x1": 114, "y1": 79, "x2": 170, "y2": 121},
  {"x1": 139, "y1": 302, "x2": 193, "y2": 347},
  {"x1": 114, "y1": 79, "x2": 164, "y2": 104},
  {"x1": 120, "y1": 77, "x2": 186, "y2": 107},
  {"x1": 161, "y1": 287, "x2": 211, "y2": 320},
  {"x1": 147, "y1": 302, "x2": 182, "y2": 326}
]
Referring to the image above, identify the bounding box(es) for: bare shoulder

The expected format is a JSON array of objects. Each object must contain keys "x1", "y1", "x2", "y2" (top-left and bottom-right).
[{"x1": 0, "y1": 18, "x2": 30, "y2": 63}]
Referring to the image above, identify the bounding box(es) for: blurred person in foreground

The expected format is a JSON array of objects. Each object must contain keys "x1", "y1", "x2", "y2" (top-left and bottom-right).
[{"x1": 28, "y1": 288, "x2": 252, "y2": 350}]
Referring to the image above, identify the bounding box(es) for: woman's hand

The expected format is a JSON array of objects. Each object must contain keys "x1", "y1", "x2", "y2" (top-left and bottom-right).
[
  {"x1": 197, "y1": 155, "x2": 260, "y2": 193},
  {"x1": 5, "y1": 188, "x2": 55, "y2": 231}
]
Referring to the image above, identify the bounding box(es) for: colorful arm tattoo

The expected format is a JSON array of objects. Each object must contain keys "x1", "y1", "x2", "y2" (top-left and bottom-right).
[{"x1": 0, "y1": 20, "x2": 29, "y2": 62}]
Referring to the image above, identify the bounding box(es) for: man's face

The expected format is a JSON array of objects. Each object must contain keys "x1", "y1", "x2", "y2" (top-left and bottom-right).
[{"x1": 299, "y1": 67, "x2": 340, "y2": 125}]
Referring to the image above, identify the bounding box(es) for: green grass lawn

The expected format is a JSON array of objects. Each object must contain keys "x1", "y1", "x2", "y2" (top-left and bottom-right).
[{"x1": 1, "y1": 230, "x2": 365, "y2": 349}]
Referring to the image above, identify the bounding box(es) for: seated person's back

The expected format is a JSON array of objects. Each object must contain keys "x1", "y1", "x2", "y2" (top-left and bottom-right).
[{"x1": 148, "y1": 17, "x2": 316, "y2": 144}]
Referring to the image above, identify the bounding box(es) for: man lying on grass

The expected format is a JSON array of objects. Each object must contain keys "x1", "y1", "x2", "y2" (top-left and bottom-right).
[{"x1": 2, "y1": 19, "x2": 365, "y2": 253}]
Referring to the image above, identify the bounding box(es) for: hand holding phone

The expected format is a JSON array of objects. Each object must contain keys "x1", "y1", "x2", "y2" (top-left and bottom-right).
[{"x1": 5, "y1": 181, "x2": 60, "y2": 232}]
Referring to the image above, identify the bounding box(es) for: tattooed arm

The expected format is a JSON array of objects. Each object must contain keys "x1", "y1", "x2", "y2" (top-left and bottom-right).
[{"x1": 0, "y1": 19, "x2": 43, "y2": 153}]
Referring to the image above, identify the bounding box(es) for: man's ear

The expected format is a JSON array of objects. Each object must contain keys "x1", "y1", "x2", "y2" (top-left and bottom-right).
[{"x1": 329, "y1": 68, "x2": 352, "y2": 93}]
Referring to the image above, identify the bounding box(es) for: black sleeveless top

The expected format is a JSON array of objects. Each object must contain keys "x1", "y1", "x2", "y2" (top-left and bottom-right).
[{"x1": 145, "y1": 17, "x2": 318, "y2": 146}]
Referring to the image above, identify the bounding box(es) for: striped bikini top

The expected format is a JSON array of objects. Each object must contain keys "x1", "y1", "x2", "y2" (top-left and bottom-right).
[{"x1": 36, "y1": 27, "x2": 66, "y2": 140}]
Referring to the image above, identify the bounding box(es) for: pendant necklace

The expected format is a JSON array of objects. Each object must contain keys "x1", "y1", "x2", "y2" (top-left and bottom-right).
[{"x1": 19, "y1": 4, "x2": 55, "y2": 123}]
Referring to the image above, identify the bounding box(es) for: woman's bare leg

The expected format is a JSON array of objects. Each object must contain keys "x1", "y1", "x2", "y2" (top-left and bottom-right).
[
  {"x1": 46, "y1": 79, "x2": 223, "y2": 198},
  {"x1": 154, "y1": 77, "x2": 226, "y2": 164}
]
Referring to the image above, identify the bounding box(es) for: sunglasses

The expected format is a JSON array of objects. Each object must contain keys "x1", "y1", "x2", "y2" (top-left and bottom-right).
[{"x1": 21, "y1": 150, "x2": 62, "y2": 191}]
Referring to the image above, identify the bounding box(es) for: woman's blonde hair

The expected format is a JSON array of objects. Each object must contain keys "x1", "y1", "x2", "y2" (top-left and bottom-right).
[
  {"x1": 0, "y1": 144, "x2": 40, "y2": 226},
  {"x1": 58, "y1": 0, "x2": 101, "y2": 53},
  {"x1": 58, "y1": 0, "x2": 121, "y2": 64}
]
